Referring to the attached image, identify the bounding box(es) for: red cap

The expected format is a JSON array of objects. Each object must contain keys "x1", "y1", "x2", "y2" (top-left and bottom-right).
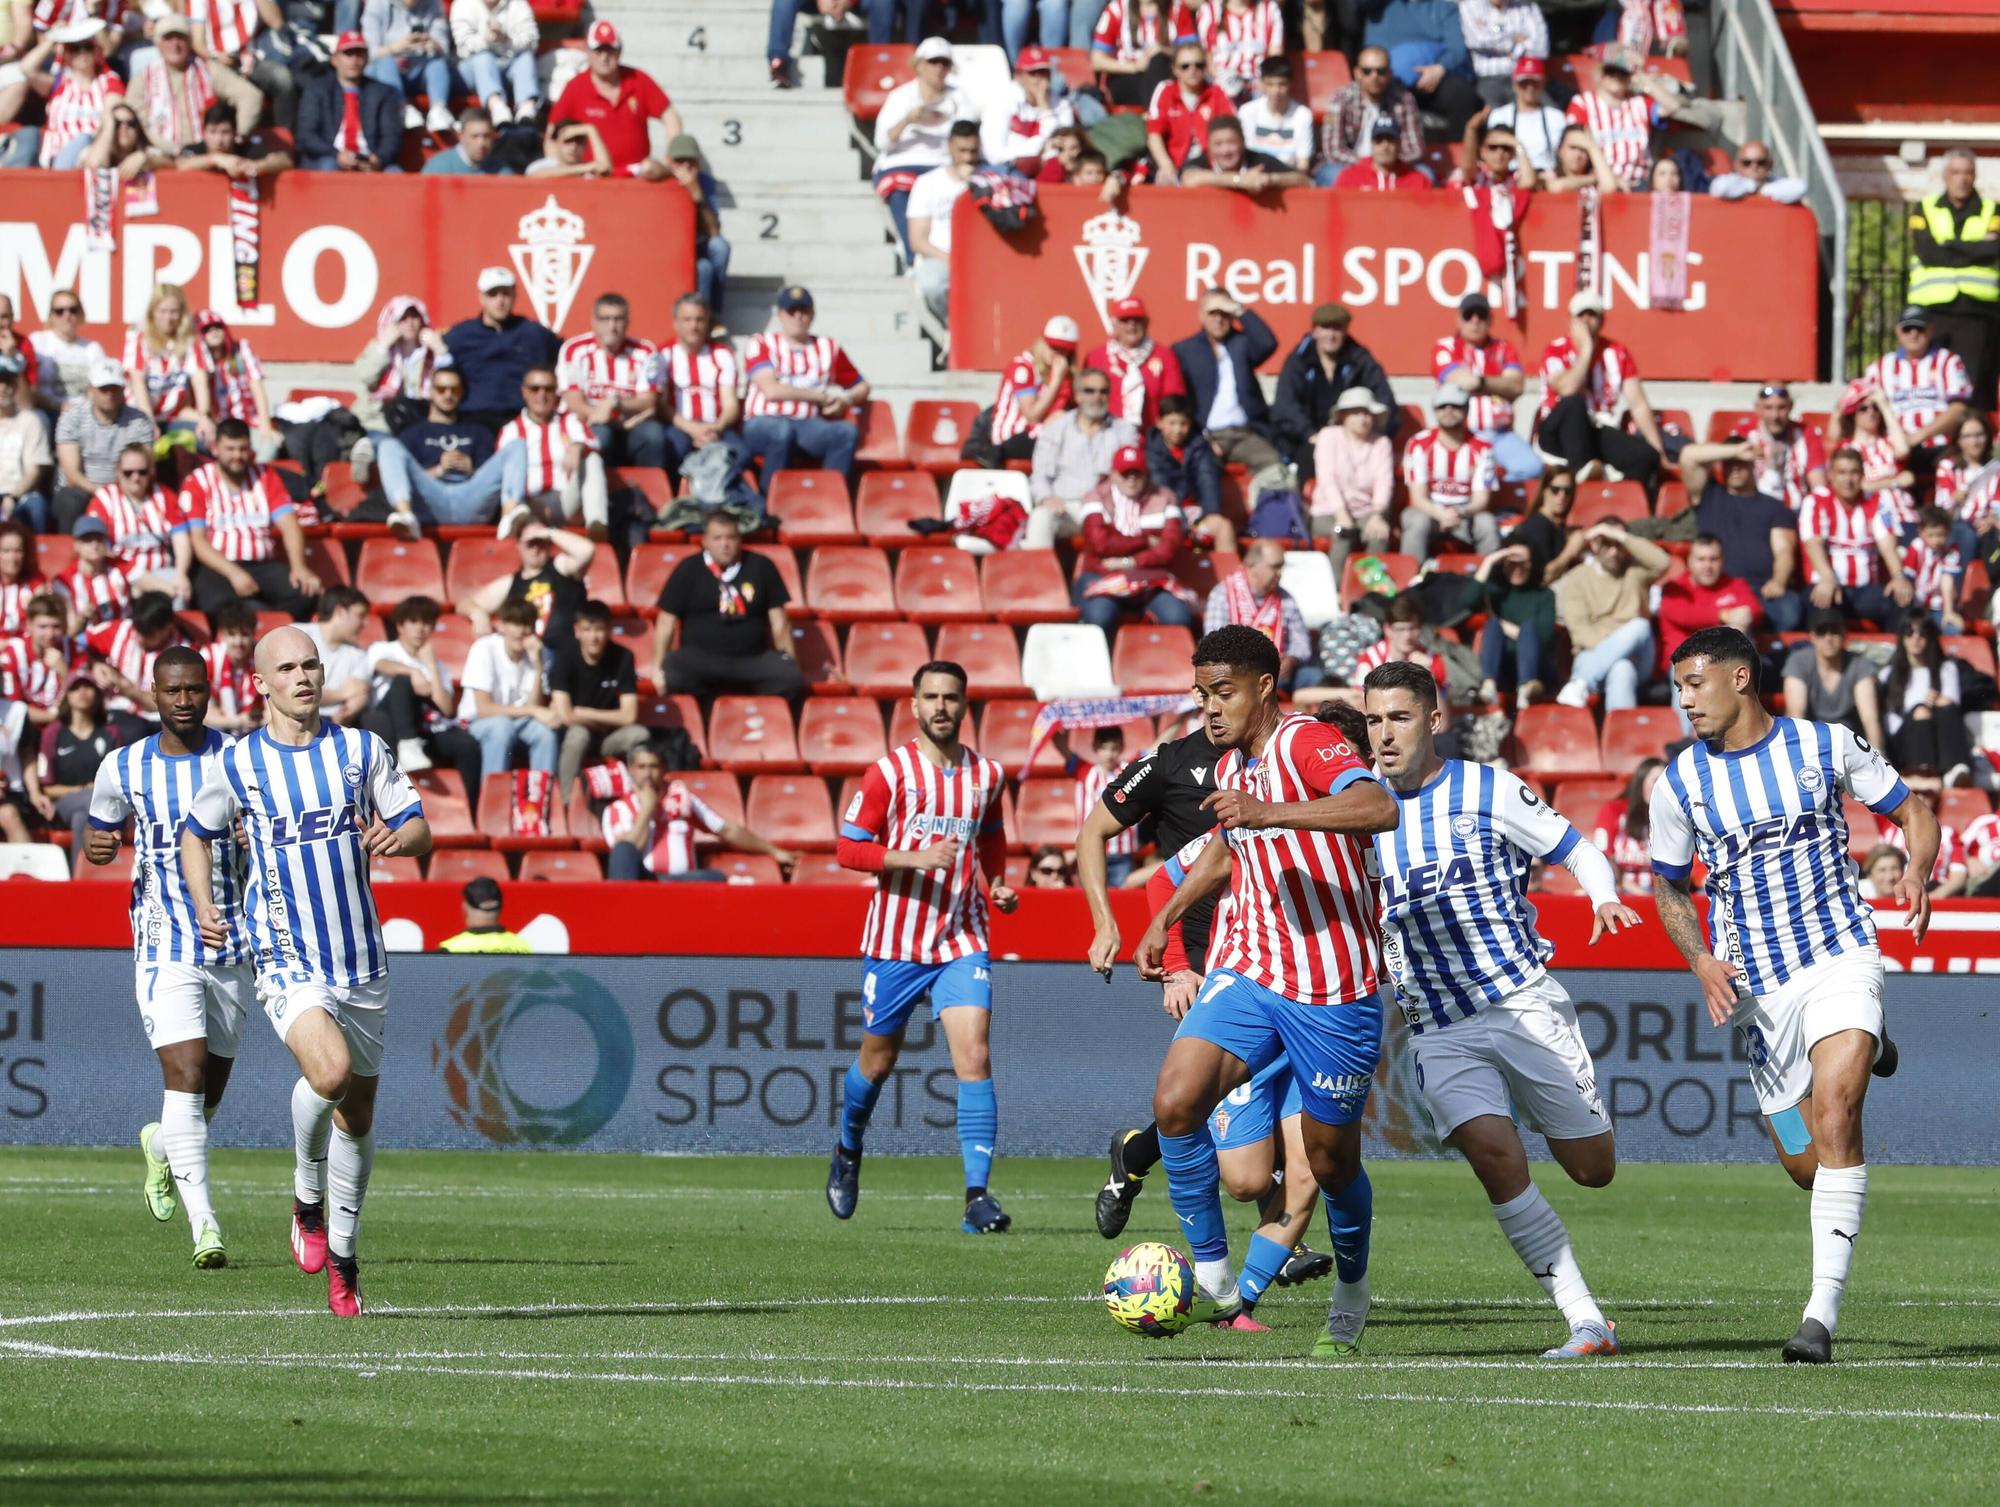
[
  {"x1": 587, "y1": 19, "x2": 621, "y2": 50},
  {"x1": 1016, "y1": 45, "x2": 1052, "y2": 72},
  {"x1": 1109, "y1": 296, "x2": 1148, "y2": 321},
  {"x1": 1513, "y1": 57, "x2": 1545, "y2": 80},
  {"x1": 1113, "y1": 446, "x2": 1146, "y2": 474},
  {"x1": 194, "y1": 308, "x2": 227, "y2": 333},
  {"x1": 334, "y1": 29, "x2": 366, "y2": 53}
]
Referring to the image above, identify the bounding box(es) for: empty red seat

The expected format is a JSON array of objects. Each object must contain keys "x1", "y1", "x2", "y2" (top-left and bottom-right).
[
  {"x1": 428, "y1": 849, "x2": 508, "y2": 883},
  {"x1": 1657, "y1": 480, "x2": 1691, "y2": 518},
  {"x1": 981, "y1": 550, "x2": 1076, "y2": 623},
  {"x1": 304, "y1": 536, "x2": 351, "y2": 587},
  {"x1": 790, "y1": 619, "x2": 844, "y2": 694},
  {"x1": 844, "y1": 621, "x2": 931, "y2": 697},
  {"x1": 581, "y1": 543, "x2": 625, "y2": 609},
  {"x1": 842, "y1": 43, "x2": 912, "y2": 123},
  {"x1": 355, "y1": 538, "x2": 446, "y2": 612},
  {"x1": 770, "y1": 471, "x2": 860, "y2": 546},
  {"x1": 319, "y1": 461, "x2": 365, "y2": 517},
  {"x1": 788, "y1": 852, "x2": 869, "y2": 884},
  {"x1": 747, "y1": 544, "x2": 805, "y2": 609},
  {"x1": 424, "y1": 614, "x2": 477, "y2": 682},
  {"x1": 887, "y1": 698, "x2": 920, "y2": 747},
  {"x1": 1014, "y1": 777, "x2": 1080, "y2": 848},
  {"x1": 978, "y1": 699, "x2": 1061, "y2": 773},
  {"x1": 1552, "y1": 778, "x2": 1623, "y2": 833},
  {"x1": 626, "y1": 541, "x2": 696, "y2": 614},
  {"x1": 1339, "y1": 551, "x2": 1419, "y2": 606},
  {"x1": 746, "y1": 775, "x2": 837, "y2": 850},
  {"x1": 895, "y1": 547, "x2": 984, "y2": 623},
  {"x1": 799, "y1": 698, "x2": 889, "y2": 775},
  {"x1": 934, "y1": 622, "x2": 1024, "y2": 696},
  {"x1": 1937, "y1": 786, "x2": 1992, "y2": 833},
  {"x1": 519, "y1": 849, "x2": 604, "y2": 883},
  {"x1": 708, "y1": 695, "x2": 802, "y2": 772},
  {"x1": 75, "y1": 846, "x2": 134, "y2": 881},
  {"x1": 1705, "y1": 408, "x2": 1756, "y2": 443},
  {"x1": 856, "y1": 470, "x2": 943, "y2": 545},
  {"x1": 1569, "y1": 481, "x2": 1650, "y2": 530},
  {"x1": 1600, "y1": 708, "x2": 1683, "y2": 775},
  {"x1": 708, "y1": 853, "x2": 784, "y2": 883},
  {"x1": 442, "y1": 537, "x2": 515, "y2": 606},
  {"x1": 410, "y1": 769, "x2": 480, "y2": 847},
  {"x1": 611, "y1": 466, "x2": 673, "y2": 520},
  {"x1": 806, "y1": 546, "x2": 896, "y2": 622},
  {"x1": 904, "y1": 401, "x2": 979, "y2": 474},
  {"x1": 639, "y1": 692, "x2": 707, "y2": 760},
  {"x1": 476, "y1": 772, "x2": 570, "y2": 852},
  {"x1": 1171, "y1": 551, "x2": 1241, "y2": 601},
  {"x1": 1045, "y1": 46, "x2": 1096, "y2": 93},
  {"x1": 851, "y1": 399, "x2": 905, "y2": 469},
  {"x1": 1295, "y1": 50, "x2": 1352, "y2": 118},
  {"x1": 1112, "y1": 625, "x2": 1197, "y2": 694},
  {"x1": 1651, "y1": 408, "x2": 1697, "y2": 445},
  {"x1": 368, "y1": 853, "x2": 423, "y2": 883},
  {"x1": 1511, "y1": 705, "x2": 1603, "y2": 777},
  {"x1": 1843, "y1": 795, "x2": 1882, "y2": 857},
  {"x1": 1946, "y1": 634, "x2": 1997, "y2": 678},
  {"x1": 608, "y1": 615, "x2": 652, "y2": 676}
]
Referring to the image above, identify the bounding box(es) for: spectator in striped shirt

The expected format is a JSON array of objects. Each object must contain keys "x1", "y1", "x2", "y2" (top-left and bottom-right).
[
  {"x1": 1562, "y1": 45, "x2": 1698, "y2": 193},
  {"x1": 659, "y1": 293, "x2": 753, "y2": 503},
  {"x1": 194, "y1": 309, "x2": 277, "y2": 451},
  {"x1": 202, "y1": 597, "x2": 263, "y2": 734},
  {"x1": 495, "y1": 366, "x2": 610, "y2": 543},
  {"x1": 87, "y1": 443, "x2": 190, "y2": 599},
  {"x1": 740, "y1": 286, "x2": 868, "y2": 484},
  {"x1": 22, "y1": 21, "x2": 124, "y2": 170},
  {"x1": 1435, "y1": 292, "x2": 1538, "y2": 482},
  {"x1": 603, "y1": 743, "x2": 798, "y2": 882},
  {"x1": 558, "y1": 292, "x2": 667, "y2": 474},
  {"x1": 0, "y1": 357, "x2": 51, "y2": 535},
  {"x1": 1799, "y1": 449, "x2": 1910, "y2": 632},
  {"x1": 52, "y1": 357, "x2": 156, "y2": 536},
  {"x1": 1399, "y1": 385, "x2": 1499, "y2": 559},
  {"x1": 1904, "y1": 507, "x2": 1966, "y2": 634},
  {"x1": 1533, "y1": 291, "x2": 1666, "y2": 496},
  {"x1": 178, "y1": 417, "x2": 320, "y2": 622},
  {"x1": 55, "y1": 514, "x2": 138, "y2": 632},
  {"x1": 123, "y1": 283, "x2": 215, "y2": 453},
  {"x1": 1860, "y1": 305, "x2": 1973, "y2": 452},
  {"x1": 1055, "y1": 724, "x2": 1139, "y2": 886},
  {"x1": 188, "y1": 0, "x2": 298, "y2": 133},
  {"x1": 974, "y1": 314, "x2": 1075, "y2": 466}
]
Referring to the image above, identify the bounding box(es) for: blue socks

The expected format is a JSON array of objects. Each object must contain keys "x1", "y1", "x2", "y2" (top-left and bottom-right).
[
  {"x1": 956, "y1": 1079, "x2": 997, "y2": 1191},
  {"x1": 1321, "y1": 1166, "x2": 1374, "y2": 1284},
  {"x1": 1159, "y1": 1129, "x2": 1229, "y2": 1262},
  {"x1": 1239, "y1": 1232, "x2": 1292, "y2": 1309},
  {"x1": 838, "y1": 1061, "x2": 882, "y2": 1154}
]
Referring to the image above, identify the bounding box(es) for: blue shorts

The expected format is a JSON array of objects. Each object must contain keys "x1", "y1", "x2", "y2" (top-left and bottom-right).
[
  {"x1": 1178, "y1": 969, "x2": 1382, "y2": 1126},
  {"x1": 1206, "y1": 1055, "x2": 1300, "y2": 1150},
  {"x1": 860, "y1": 952, "x2": 991, "y2": 1038}
]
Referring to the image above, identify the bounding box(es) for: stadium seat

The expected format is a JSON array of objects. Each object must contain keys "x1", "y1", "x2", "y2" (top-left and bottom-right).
[
  {"x1": 1843, "y1": 796, "x2": 1882, "y2": 857},
  {"x1": 1937, "y1": 787, "x2": 1992, "y2": 833},
  {"x1": 856, "y1": 469, "x2": 943, "y2": 546},
  {"x1": 1294, "y1": 51, "x2": 1352, "y2": 117},
  {"x1": 626, "y1": 541, "x2": 696, "y2": 615},
  {"x1": 748, "y1": 544, "x2": 805, "y2": 609},
  {"x1": 805, "y1": 546, "x2": 896, "y2": 622},
  {"x1": 1045, "y1": 46, "x2": 1096, "y2": 93},
  {"x1": 979, "y1": 699, "x2": 1063, "y2": 773},
  {"x1": 1569, "y1": 481, "x2": 1650, "y2": 530},
  {"x1": 1014, "y1": 777, "x2": 1079, "y2": 849},
  {"x1": 304, "y1": 536, "x2": 350, "y2": 587},
  {"x1": 1284, "y1": 550, "x2": 1342, "y2": 626},
  {"x1": 1600, "y1": 708, "x2": 1683, "y2": 775},
  {"x1": 844, "y1": 621, "x2": 931, "y2": 697},
  {"x1": 788, "y1": 852, "x2": 869, "y2": 884},
  {"x1": 368, "y1": 854, "x2": 423, "y2": 883},
  {"x1": 319, "y1": 461, "x2": 365, "y2": 517},
  {"x1": 982, "y1": 550, "x2": 1077, "y2": 623},
  {"x1": 73, "y1": 845, "x2": 133, "y2": 882},
  {"x1": 842, "y1": 43, "x2": 912, "y2": 124},
  {"x1": 934, "y1": 622, "x2": 1024, "y2": 696},
  {"x1": 943, "y1": 467, "x2": 1032, "y2": 521},
  {"x1": 904, "y1": 401, "x2": 979, "y2": 474},
  {"x1": 1650, "y1": 408, "x2": 1697, "y2": 447},
  {"x1": 1021, "y1": 623, "x2": 1116, "y2": 697},
  {"x1": 611, "y1": 467, "x2": 673, "y2": 521},
  {"x1": 428, "y1": 613, "x2": 477, "y2": 681},
  {"x1": 887, "y1": 698, "x2": 920, "y2": 747},
  {"x1": 442, "y1": 537, "x2": 516, "y2": 607},
  {"x1": 790, "y1": 619, "x2": 845, "y2": 694},
  {"x1": 1112, "y1": 624, "x2": 1196, "y2": 694},
  {"x1": 1552, "y1": 778, "x2": 1624, "y2": 833},
  {"x1": 566, "y1": 783, "x2": 608, "y2": 852},
  {"x1": 33, "y1": 536, "x2": 75, "y2": 579},
  {"x1": 476, "y1": 772, "x2": 570, "y2": 852},
  {"x1": 581, "y1": 544, "x2": 625, "y2": 609},
  {"x1": 1946, "y1": 634, "x2": 1998, "y2": 679},
  {"x1": 355, "y1": 539, "x2": 446, "y2": 611},
  {"x1": 708, "y1": 695, "x2": 802, "y2": 772},
  {"x1": 895, "y1": 547, "x2": 985, "y2": 623},
  {"x1": 519, "y1": 849, "x2": 603, "y2": 883},
  {"x1": 1172, "y1": 550, "x2": 1241, "y2": 601},
  {"x1": 410, "y1": 769, "x2": 479, "y2": 847},
  {"x1": 428, "y1": 849, "x2": 507, "y2": 883},
  {"x1": 1510, "y1": 705, "x2": 1603, "y2": 777},
  {"x1": 1705, "y1": 408, "x2": 1756, "y2": 443},
  {"x1": 1555, "y1": 50, "x2": 1691, "y2": 97},
  {"x1": 671, "y1": 771, "x2": 745, "y2": 825},
  {"x1": 746, "y1": 775, "x2": 837, "y2": 850},
  {"x1": 608, "y1": 615, "x2": 651, "y2": 675},
  {"x1": 1336, "y1": 551, "x2": 1416, "y2": 611},
  {"x1": 851, "y1": 399, "x2": 905, "y2": 469},
  {"x1": 639, "y1": 692, "x2": 707, "y2": 760},
  {"x1": 708, "y1": 853, "x2": 784, "y2": 884},
  {"x1": 1657, "y1": 480, "x2": 1691, "y2": 518},
  {"x1": 799, "y1": 697, "x2": 889, "y2": 775},
  {"x1": 770, "y1": 471, "x2": 860, "y2": 546}
]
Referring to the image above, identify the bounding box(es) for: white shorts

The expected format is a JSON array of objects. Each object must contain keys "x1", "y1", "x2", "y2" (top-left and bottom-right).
[
  {"x1": 1400, "y1": 974, "x2": 1609, "y2": 1143},
  {"x1": 1730, "y1": 946, "x2": 1884, "y2": 1117},
  {"x1": 136, "y1": 960, "x2": 253, "y2": 1056},
  {"x1": 259, "y1": 975, "x2": 389, "y2": 1078}
]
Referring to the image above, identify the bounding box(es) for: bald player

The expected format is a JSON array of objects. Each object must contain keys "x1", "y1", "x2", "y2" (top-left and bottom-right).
[{"x1": 181, "y1": 626, "x2": 431, "y2": 1316}]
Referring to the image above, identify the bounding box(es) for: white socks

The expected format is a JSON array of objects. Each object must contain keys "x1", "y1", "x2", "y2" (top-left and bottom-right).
[
  {"x1": 291, "y1": 1078, "x2": 337, "y2": 1205},
  {"x1": 328, "y1": 1125, "x2": 375, "y2": 1260},
  {"x1": 1332, "y1": 1274, "x2": 1370, "y2": 1317},
  {"x1": 158, "y1": 1089, "x2": 214, "y2": 1235},
  {"x1": 1806, "y1": 1163, "x2": 1868, "y2": 1333},
  {"x1": 1194, "y1": 1256, "x2": 1237, "y2": 1301},
  {"x1": 1494, "y1": 1184, "x2": 1605, "y2": 1331}
]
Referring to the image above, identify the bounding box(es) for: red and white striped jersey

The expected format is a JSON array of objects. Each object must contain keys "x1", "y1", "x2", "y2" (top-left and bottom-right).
[
  {"x1": 1195, "y1": 1, "x2": 1282, "y2": 96},
  {"x1": 742, "y1": 333, "x2": 862, "y2": 420},
  {"x1": 1860, "y1": 347, "x2": 1972, "y2": 446},
  {"x1": 842, "y1": 741, "x2": 1006, "y2": 963},
  {"x1": 0, "y1": 576, "x2": 48, "y2": 638},
  {"x1": 1728, "y1": 417, "x2": 1826, "y2": 512},
  {"x1": 53, "y1": 561, "x2": 133, "y2": 626},
  {"x1": 1353, "y1": 641, "x2": 1450, "y2": 689},
  {"x1": 201, "y1": 642, "x2": 261, "y2": 723},
  {"x1": 1900, "y1": 536, "x2": 1963, "y2": 613},
  {"x1": 1536, "y1": 336, "x2": 1639, "y2": 422},
  {"x1": 1885, "y1": 818, "x2": 1965, "y2": 887},
  {"x1": 41, "y1": 70, "x2": 125, "y2": 169},
  {"x1": 190, "y1": 0, "x2": 263, "y2": 64},
  {"x1": 557, "y1": 333, "x2": 661, "y2": 408},
  {"x1": 1798, "y1": 486, "x2": 1887, "y2": 589},
  {"x1": 1400, "y1": 428, "x2": 1496, "y2": 508},
  {"x1": 1590, "y1": 798, "x2": 1653, "y2": 896},
  {"x1": 602, "y1": 780, "x2": 726, "y2": 877},
  {"x1": 1853, "y1": 434, "x2": 1917, "y2": 533},
  {"x1": 1564, "y1": 89, "x2": 1658, "y2": 190},
  {"x1": 175, "y1": 461, "x2": 295, "y2": 564},
  {"x1": 206, "y1": 340, "x2": 265, "y2": 425},
  {"x1": 1431, "y1": 335, "x2": 1522, "y2": 433},
  {"x1": 1073, "y1": 760, "x2": 1138, "y2": 857},
  {"x1": 1091, "y1": 0, "x2": 1198, "y2": 65},
  {"x1": 1960, "y1": 811, "x2": 2000, "y2": 871},
  {"x1": 122, "y1": 329, "x2": 209, "y2": 424},
  {"x1": 991, "y1": 347, "x2": 1070, "y2": 445},
  {"x1": 1211, "y1": 713, "x2": 1382, "y2": 1004},
  {"x1": 0, "y1": 635, "x2": 73, "y2": 710},
  {"x1": 660, "y1": 340, "x2": 742, "y2": 424},
  {"x1": 86, "y1": 618, "x2": 189, "y2": 714},
  {"x1": 32, "y1": 0, "x2": 132, "y2": 27},
  {"x1": 497, "y1": 410, "x2": 595, "y2": 496}
]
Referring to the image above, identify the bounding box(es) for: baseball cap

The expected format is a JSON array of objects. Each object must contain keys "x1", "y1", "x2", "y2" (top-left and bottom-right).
[
  {"x1": 1568, "y1": 290, "x2": 1606, "y2": 316},
  {"x1": 1601, "y1": 44, "x2": 1641, "y2": 74},
  {"x1": 477, "y1": 266, "x2": 516, "y2": 293},
  {"x1": 1109, "y1": 296, "x2": 1148, "y2": 321},
  {"x1": 1369, "y1": 116, "x2": 1401, "y2": 141},
  {"x1": 462, "y1": 876, "x2": 504, "y2": 912},
  {"x1": 72, "y1": 514, "x2": 109, "y2": 540},
  {"x1": 1041, "y1": 314, "x2": 1079, "y2": 350},
  {"x1": 587, "y1": 19, "x2": 621, "y2": 50},
  {"x1": 1016, "y1": 45, "x2": 1052, "y2": 72},
  {"x1": 194, "y1": 308, "x2": 228, "y2": 333},
  {"x1": 333, "y1": 29, "x2": 367, "y2": 53},
  {"x1": 1112, "y1": 445, "x2": 1146, "y2": 474},
  {"x1": 87, "y1": 355, "x2": 127, "y2": 389},
  {"x1": 777, "y1": 285, "x2": 815, "y2": 313},
  {"x1": 1431, "y1": 384, "x2": 1469, "y2": 412},
  {"x1": 666, "y1": 133, "x2": 702, "y2": 161},
  {"x1": 153, "y1": 14, "x2": 191, "y2": 38},
  {"x1": 1458, "y1": 292, "x2": 1492, "y2": 319},
  {"x1": 1513, "y1": 57, "x2": 1546, "y2": 81},
  {"x1": 915, "y1": 36, "x2": 954, "y2": 63},
  {"x1": 1897, "y1": 304, "x2": 1931, "y2": 330}
]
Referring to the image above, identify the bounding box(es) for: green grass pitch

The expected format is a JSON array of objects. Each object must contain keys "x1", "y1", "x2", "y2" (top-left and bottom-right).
[{"x1": 4, "y1": 1149, "x2": 1998, "y2": 1505}]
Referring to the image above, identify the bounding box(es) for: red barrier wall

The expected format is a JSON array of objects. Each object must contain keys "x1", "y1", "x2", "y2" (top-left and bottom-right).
[
  {"x1": 948, "y1": 186, "x2": 1820, "y2": 381},
  {"x1": 0, "y1": 172, "x2": 696, "y2": 362}
]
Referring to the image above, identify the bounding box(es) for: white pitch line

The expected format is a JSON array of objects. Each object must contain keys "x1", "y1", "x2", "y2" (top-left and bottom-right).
[{"x1": 1, "y1": 1339, "x2": 1994, "y2": 1424}]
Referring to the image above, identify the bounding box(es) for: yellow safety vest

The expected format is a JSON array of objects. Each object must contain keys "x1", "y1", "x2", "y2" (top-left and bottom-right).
[
  {"x1": 1908, "y1": 192, "x2": 2000, "y2": 306},
  {"x1": 438, "y1": 929, "x2": 533, "y2": 954}
]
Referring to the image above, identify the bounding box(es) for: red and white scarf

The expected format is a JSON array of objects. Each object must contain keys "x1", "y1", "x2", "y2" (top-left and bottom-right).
[
  {"x1": 1575, "y1": 185, "x2": 1603, "y2": 301},
  {"x1": 1463, "y1": 181, "x2": 1526, "y2": 318},
  {"x1": 1219, "y1": 569, "x2": 1286, "y2": 644},
  {"x1": 510, "y1": 769, "x2": 553, "y2": 836},
  {"x1": 706, "y1": 551, "x2": 745, "y2": 614},
  {"x1": 1104, "y1": 339, "x2": 1155, "y2": 425},
  {"x1": 143, "y1": 57, "x2": 215, "y2": 146},
  {"x1": 1648, "y1": 189, "x2": 1691, "y2": 311}
]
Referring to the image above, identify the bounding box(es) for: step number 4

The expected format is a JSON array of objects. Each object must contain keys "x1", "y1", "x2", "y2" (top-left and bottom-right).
[{"x1": 687, "y1": 27, "x2": 706, "y2": 50}]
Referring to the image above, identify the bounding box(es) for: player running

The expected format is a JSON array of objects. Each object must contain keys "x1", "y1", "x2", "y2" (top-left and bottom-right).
[
  {"x1": 1364, "y1": 662, "x2": 1641, "y2": 1358},
  {"x1": 82, "y1": 646, "x2": 251, "y2": 1269},
  {"x1": 180, "y1": 626, "x2": 431, "y2": 1316},
  {"x1": 1651, "y1": 626, "x2": 1934, "y2": 1365},
  {"x1": 829, "y1": 661, "x2": 1019, "y2": 1234},
  {"x1": 1138, "y1": 627, "x2": 1399, "y2": 1354}
]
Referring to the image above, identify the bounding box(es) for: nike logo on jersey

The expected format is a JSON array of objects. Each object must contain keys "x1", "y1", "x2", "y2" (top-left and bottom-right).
[{"x1": 1832, "y1": 1228, "x2": 1858, "y2": 1246}]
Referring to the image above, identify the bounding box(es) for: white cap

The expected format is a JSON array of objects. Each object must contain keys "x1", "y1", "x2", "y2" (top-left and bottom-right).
[
  {"x1": 1041, "y1": 315, "x2": 1079, "y2": 347},
  {"x1": 50, "y1": 18, "x2": 106, "y2": 44},
  {"x1": 87, "y1": 355, "x2": 127, "y2": 389},
  {"x1": 477, "y1": 266, "x2": 517, "y2": 293},
  {"x1": 915, "y1": 36, "x2": 954, "y2": 63},
  {"x1": 1569, "y1": 289, "x2": 1606, "y2": 316}
]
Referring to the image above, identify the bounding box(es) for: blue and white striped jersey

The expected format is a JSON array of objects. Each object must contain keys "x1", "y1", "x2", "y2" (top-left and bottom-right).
[
  {"x1": 185, "y1": 722, "x2": 424, "y2": 989},
  {"x1": 88, "y1": 730, "x2": 249, "y2": 967},
  {"x1": 1374, "y1": 761, "x2": 1581, "y2": 1033},
  {"x1": 1649, "y1": 717, "x2": 1907, "y2": 994}
]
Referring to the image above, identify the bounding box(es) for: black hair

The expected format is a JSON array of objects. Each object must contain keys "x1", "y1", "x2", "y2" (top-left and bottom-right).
[
  {"x1": 573, "y1": 599, "x2": 613, "y2": 628},
  {"x1": 1315, "y1": 699, "x2": 1372, "y2": 761},
  {"x1": 214, "y1": 417, "x2": 251, "y2": 444},
  {"x1": 1259, "y1": 55, "x2": 1290, "y2": 79},
  {"x1": 1206, "y1": 114, "x2": 1243, "y2": 139},
  {"x1": 1076, "y1": 148, "x2": 1108, "y2": 172},
  {"x1": 130, "y1": 591, "x2": 177, "y2": 637},
  {"x1": 912, "y1": 659, "x2": 968, "y2": 693},
  {"x1": 1887, "y1": 613, "x2": 1943, "y2": 716},
  {"x1": 1157, "y1": 393, "x2": 1195, "y2": 420},
  {"x1": 1192, "y1": 624, "x2": 1280, "y2": 681},
  {"x1": 948, "y1": 119, "x2": 980, "y2": 140},
  {"x1": 153, "y1": 643, "x2": 205, "y2": 681},
  {"x1": 1383, "y1": 595, "x2": 1425, "y2": 627},
  {"x1": 392, "y1": 594, "x2": 441, "y2": 627},
  {"x1": 594, "y1": 292, "x2": 630, "y2": 315},
  {"x1": 1092, "y1": 724, "x2": 1125, "y2": 746},
  {"x1": 1362, "y1": 659, "x2": 1438, "y2": 714},
  {"x1": 318, "y1": 584, "x2": 368, "y2": 619},
  {"x1": 1669, "y1": 624, "x2": 1759, "y2": 671},
  {"x1": 212, "y1": 598, "x2": 259, "y2": 634},
  {"x1": 201, "y1": 102, "x2": 234, "y2": 129},
  {"x1": 1691, "y1": 533, "x2": 1724, "y2": 552},
  {"x1": 1918, "y1": 505, "x2": 1953, "y2": 532}
]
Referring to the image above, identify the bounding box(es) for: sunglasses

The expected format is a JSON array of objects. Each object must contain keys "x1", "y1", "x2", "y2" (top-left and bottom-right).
[
  {"x1": 1757, "y1": 385, "x2": 1790, "y2": 400},
  {"x1": 1175, "y1": 60, "x2": 1205, "y2": 71},
  {"x1": 1356, "y1": 65, "x2": 1387, "y2": 76},
  {"x1": 1738, "y1": 155, "x2": 1771, "y2": 168},
  {"x1": 51, "y1": 304, "x2": 81, "y2": 316},
  {"x1": 118, "y1": 467, "x2": 151, "y2": 478},
  {"x1": 523, "y1": 382, "x2": 556, "y2": 393},
  {"x1": 1484, "y1": 144, "x2": 1516, "y2": 155},
  {"x1": 1543, "y1": 484, "x2": 1574, "y2": 496},
  {"x1": 1034, "y1": 864, "x2": 1065, "y2": 876}
]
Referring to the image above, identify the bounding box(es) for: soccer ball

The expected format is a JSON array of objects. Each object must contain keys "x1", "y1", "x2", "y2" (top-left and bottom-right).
[{"x1": 1103, "y1": 1241, "x2": 1197, "y2": 1338}]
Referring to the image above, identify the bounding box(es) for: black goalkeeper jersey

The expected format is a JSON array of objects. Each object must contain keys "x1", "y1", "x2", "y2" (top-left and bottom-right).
[{"x1": 1100, "y1": 728, "x2": 1225, "y2": 964}]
